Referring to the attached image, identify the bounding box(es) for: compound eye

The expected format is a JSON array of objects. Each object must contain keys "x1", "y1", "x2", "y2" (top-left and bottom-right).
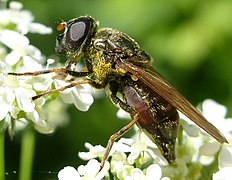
[
  {"x1": 65, "y1": 20, "x2": 91, "y2": 52},
  {"x1": 55, "y1": 17, "x2": 95, "y2": 55},
  {"x1": 69, "y1": 21, "x2": 86, "y2": 43}
]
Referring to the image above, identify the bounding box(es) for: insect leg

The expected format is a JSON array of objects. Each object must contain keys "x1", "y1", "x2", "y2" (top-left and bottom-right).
[
  {"x1": 8, "y1": 68, "x2": 90, "y2": 77},
  {"x1": 109, "y1": 81, "x2": 134, "y2": 114},
  {"x1": 32, "y1": 80, "x2": 93, "y2": 100},
  {"x1": 8, "y1": 68, "x2": 68, "y2": 76},
  {"x1": 99, "y1": 115, "x2": 139, "y2": 172},
  {"x1": 98, "y1": 82, "x2": 137, "y2": 171}
]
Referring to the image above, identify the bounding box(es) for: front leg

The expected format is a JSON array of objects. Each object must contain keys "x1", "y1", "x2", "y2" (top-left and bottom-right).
[
  {"x1": 8, "y1": 68, "x2": 91, "y2": 78},
  {"x1": 8, "y1": 68, "x2": 93, "y2": 100}
]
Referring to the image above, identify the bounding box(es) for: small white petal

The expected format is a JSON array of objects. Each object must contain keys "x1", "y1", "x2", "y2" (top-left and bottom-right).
[
  {"x1": 146, "y1": 164, "x2": 162, "y2": 180},
  {"x1": 111, "y1": 151, "x2": 127, "y2": 163},
  {"x1": 0, "y1": 30, "x2": 29, "y2": 50},
  {"x1": 181, "y1": 120, "x2": 199, "y2": 137},
  {"x1": 28, "y1": 22, "x2": 52, "y2": 34},
  {"x1": 145, "y1": 148, "x2": 168, "y2": 166},
  {"x1": 58, "y1": 166, "x2": 80, "y2": 180},
  {"x1": 199, "y1": 142, "x2": 220, "y2": 156},
  {"x1": 76, "y1": 165, "x2": 85, "y2": 176},
  {"x1": 3, "y1": 76, "x2": 19, "y2": 89},
  {"x1": 27, "y1": 45, "x2": 42, "y2": 60},
  {"x1": 34, "y1": 124, "x2": 54, "y2": 134},
  {"x1": 127, "y1": 152, "x2": 139, "y2": 164},
  {"x1": 96, "y1": 161, "x2": 110, "y2": 180},
  {"x1": 131, "y1": 141, "x2": 147, "y2": 151},
  {"x1": 5, "y1": 51, "x2": 21, "y2": 65},
  {"x1": 89, "y1": 145, "x2": 105, "y2": 155},
  {"x1": 33, "y1": 77, "x2": 53, "y2": 91},
  {"x1": 124, "y1": 176, "x2": 133, "y2": 180},
  {"x1": 77, "y1": 159, "x2": 107, "y2": 179},
  {"x1": 118, "y1": 138, "x2": 134, "y2": 146},
  {"x1": 0, "y1": 94, "x2": 12, "y2": 120},
  {"x1": 202, "y1": 99, "x2": 227, "y2": 121},
  {"x1": 14, "y1": 87, "x2": 35, "y2": 112},
  {"x1": 111, "y1": 160, "x2": 124, "y2": 174},
  {"x1": 27, "y1": 110, "x2": 47, "y2": 127},
  {"x1": 84, "y1": 159, "x2": 100, "y2": 177},
  {"x1": 84, "y1": 142, "x2": 94, "y2": 150},
  {"x1": 130, "y1": 168, "x2": 144, "y2": 179},
  {"x1": 199, "y1": 155, "x2": 214, "y2": 165},
  {"x1": 21, "y1": 56, "x2": 42, "y2": 71},
  {"x1": 113, "y1": 141, "x2": 132, "y2": 153},
  {"x1": 117, "y1": 165, "x2": 133, "y2": 180},
  {"x1": 0, "y1": 61, "x2": 8, "y2": 72},
  {"x1": 161, "y1": 177, "x2": 171, "y2": 180},
  {"x1": 78, "y1": 144, "x2": 105, "y2": 160},
  {"x1": 9, "y1": 1, "x2": 23, "y2": 10},
  {"x1": 71, "y1": 89, "x2": 93, "y2": 111},
  {"x1": 213, "y1": 167, "x2": 232, "y2": 180},
  {"x1": 218, "y1": 145, "x2": 232, "y2": 168},
  {"x1": 78, "y1": 151, "x2": 97, "y2": 160}
]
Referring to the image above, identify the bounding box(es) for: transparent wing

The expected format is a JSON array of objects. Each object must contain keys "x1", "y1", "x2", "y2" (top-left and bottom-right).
[{"x1": 117, "y1": 59, "x2": 227, "y2": 143}]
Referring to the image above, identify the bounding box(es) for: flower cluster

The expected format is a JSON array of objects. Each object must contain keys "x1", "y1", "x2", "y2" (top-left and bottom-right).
[
  {"x1": 58, "y1": 99, "x2": 232, "y2": 180},
  {"x1": 0, "y1": 1, "x2": 94, "y2": 136}
]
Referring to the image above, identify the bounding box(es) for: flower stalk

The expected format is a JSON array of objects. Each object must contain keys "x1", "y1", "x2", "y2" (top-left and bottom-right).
[
  {"x1": 0, "y1": 129, "x2": 5, "y2": 180},
  {"x1": 19, "y1": 124, "x2": 35, "y2": 180}
]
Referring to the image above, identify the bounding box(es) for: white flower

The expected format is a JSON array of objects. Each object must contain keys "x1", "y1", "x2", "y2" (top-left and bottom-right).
[
  {"x1": 113, "y1": 99, "x2": 232, "y2": 179},
  {"x1": 180, "y1": 99, "x2": 231, "y2": 158},
  {"x1": 212, "y1": 140, "x2": 232, "y2": 180},
  {"x1": 78, "y1": 142, "x2": 105, "y2": 160},
  {"x1": 0, "y1": 74, "x2": 50, "y2": 130},
  {"x1": 58, "y1": 160, "x2": 109, "y2": 180},
  {"x1": 145, "y1": 164, "x2": 163, "y2": 180},
  {"x1": 218, "y1": 142, "x2": 232, "y2": 168},
  {"x1": 78, "y1": 159, "x2": 110, "y2": 179},
  {"x1": 130, "y1": 129, "x2": 168, "y2": 165},
  {"x1": 0, "y1": 1, "x2": 52, "y2": 35},
  {"x1": 55, "y1": 80, "x2": 94, "y2": 112},
  {"x1": 201, "y1": 99, "x2": 232, "y2": 137},
  {"x1": 77, "y1": 131, "x2": 169, "y2": 179},
  {"x1": 58, "y1": 166, "x2": 80, "y2": 180},
  {"x1": 0, "y1": 1, "x2": 95, "y2": 135},
  {"x1": 0, "y1": 30, "x2": 44, "y2": 67}
]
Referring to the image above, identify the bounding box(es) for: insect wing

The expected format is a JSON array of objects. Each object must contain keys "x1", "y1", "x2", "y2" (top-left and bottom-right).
[{"x1": 117, "y1": 59, "x2": 227, "y2": 143}]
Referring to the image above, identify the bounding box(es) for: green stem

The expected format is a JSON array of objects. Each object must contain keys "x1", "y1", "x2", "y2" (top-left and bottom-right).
[
  {"x1": 19, "y1": 125, "x2": 36, "y2": 180},
  {"x1": 0, "y1": 130, "x2": 5, "y2": 180}
]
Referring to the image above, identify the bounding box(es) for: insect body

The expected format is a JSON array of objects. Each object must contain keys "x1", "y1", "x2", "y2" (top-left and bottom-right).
[{"x1": 9, "y1": 16, "x2": 227, "y2": 169}]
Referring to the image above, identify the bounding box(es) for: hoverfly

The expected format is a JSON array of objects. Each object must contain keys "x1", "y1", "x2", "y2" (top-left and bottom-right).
[{"x1": 9, "y1": 16, "x2": 228, "y2": 170}]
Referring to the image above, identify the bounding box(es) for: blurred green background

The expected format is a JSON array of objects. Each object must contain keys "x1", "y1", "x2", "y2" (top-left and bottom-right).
[{"x1": 5, "y1": 0, "x2": 232, "y2": 179}]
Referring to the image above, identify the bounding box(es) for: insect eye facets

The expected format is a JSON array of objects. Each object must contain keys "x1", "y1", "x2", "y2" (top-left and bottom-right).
[
  {"x1": 69, "y1": 22, "x2": 86, "y2": 42},
  {"x1": 64, "y1": 19, "x2": 92, "y2": 52}
]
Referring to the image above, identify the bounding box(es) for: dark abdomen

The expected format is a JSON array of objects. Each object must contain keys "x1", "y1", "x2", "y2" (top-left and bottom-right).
[{"x1": 123, "y1": 78, "x2": 179, "y2": 163}]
